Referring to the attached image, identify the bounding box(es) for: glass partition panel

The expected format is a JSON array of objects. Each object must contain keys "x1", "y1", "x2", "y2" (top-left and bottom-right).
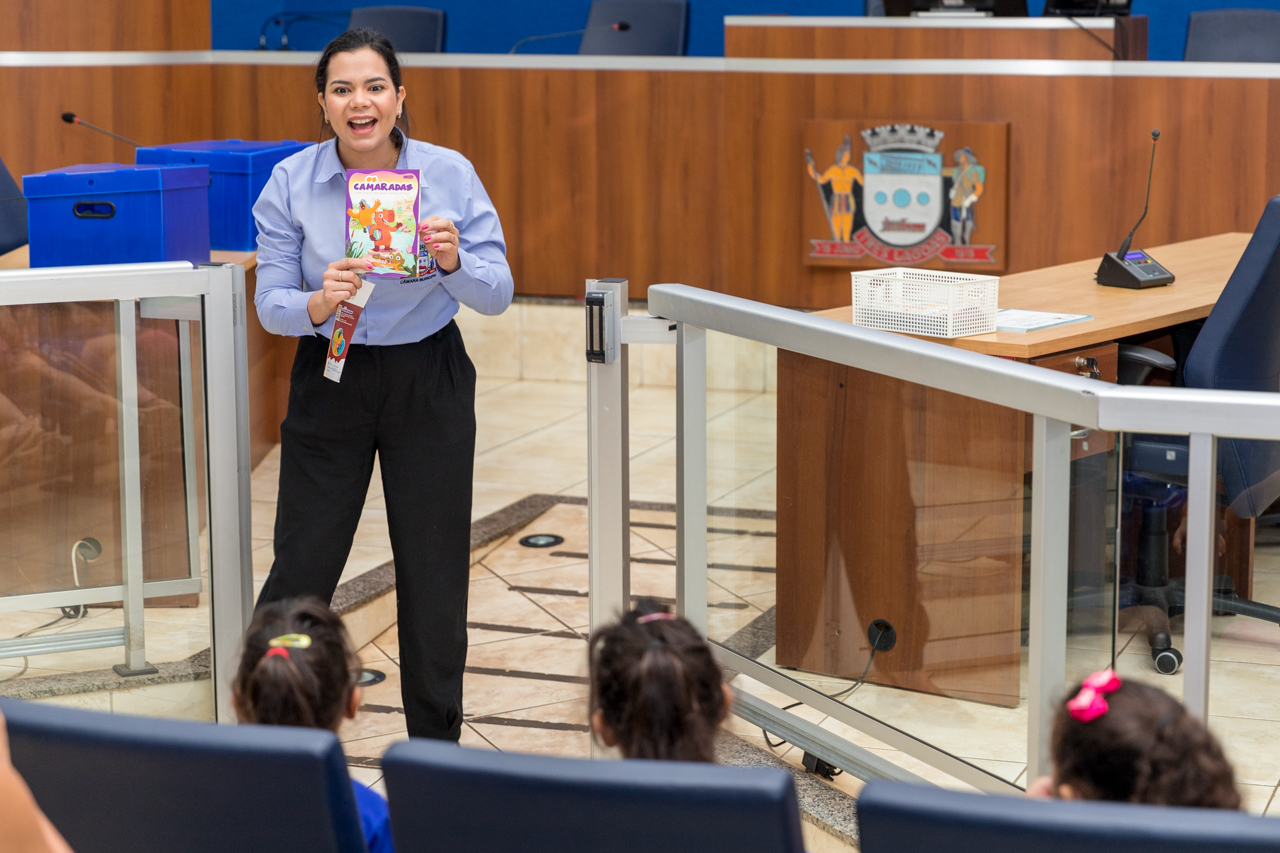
[
  {"x1": 0, "y1": 301, "x2": 212, "y2": 719},
  {"x1": 699, "y1": 336, "x2": 1119, "y2": 791},
  {"x1": 1114, "y1": 432, "x2": 1280, "y2": 813}
]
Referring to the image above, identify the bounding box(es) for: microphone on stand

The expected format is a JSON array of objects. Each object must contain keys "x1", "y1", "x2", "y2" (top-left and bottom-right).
[
  {"x1": 510, "y1": 21, "x2": 630, "y2": 54},
  {"x1": 1096, "y1": 129, "x2": 1174, "y2": 289},
  {"x1": 60, "y1": 112, "x2": 141, "y2": 148}
]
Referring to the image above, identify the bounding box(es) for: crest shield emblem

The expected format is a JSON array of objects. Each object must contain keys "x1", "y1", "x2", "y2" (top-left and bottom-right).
[{"x1": 862, "y1": 151, "x2": 944, "y2": 248}]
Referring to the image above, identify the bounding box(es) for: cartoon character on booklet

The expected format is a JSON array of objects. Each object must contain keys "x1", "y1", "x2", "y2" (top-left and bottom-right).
[
  {"x1": 369, "y1": 207, "x2": 397, "y2": 252},
  {"x1": 348, "y1": 199, "x2": 380, "y2": 233}
]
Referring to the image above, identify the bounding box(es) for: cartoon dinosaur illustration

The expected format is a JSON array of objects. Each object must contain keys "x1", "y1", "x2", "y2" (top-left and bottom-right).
[
  {"x1": 347, "y1": 199, "x2": 381, "y2": 232},
  {"x1": 369, "y1": 207, "x2": 397, "y2": 252}
]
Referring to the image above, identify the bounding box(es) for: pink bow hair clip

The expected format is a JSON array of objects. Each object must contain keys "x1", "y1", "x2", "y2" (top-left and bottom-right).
[{"x1": 1066, "y1": 669, "x2": 1122, "y2": 723}]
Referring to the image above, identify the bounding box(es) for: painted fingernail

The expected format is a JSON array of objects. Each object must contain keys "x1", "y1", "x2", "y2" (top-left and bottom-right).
[{"x1": 433, "y1": 244, "x2": 440, "y2": 250}]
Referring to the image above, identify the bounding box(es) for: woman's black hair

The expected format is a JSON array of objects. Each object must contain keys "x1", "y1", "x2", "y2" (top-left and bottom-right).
[
  {"x1": 233, "y1": 597, "x2": 359, "y2": 732},
  {"x1": 1052, "y1": 679, "x2": 1240, "y2": 809},
  {"x1": 589, "y1": 598, "x2": 726, "y2": 762},
  {"x1": 314, "y1": 28, "x2": 410, "y2": 139}
]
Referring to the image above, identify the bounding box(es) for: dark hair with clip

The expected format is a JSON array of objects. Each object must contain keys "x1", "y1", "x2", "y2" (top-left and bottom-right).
[
  {"x1": 589, "y1": 598, "x2": 726, "y2": 762},
  {"x1": 314, "y1": 28, "x2": 410, "y2": 139},
  {"x1": 234, "y1": 597, "x2": 359, "y2": 732},
  {"x1": 1052, "y1": 679, "x2": 1240, "y2": 809}
]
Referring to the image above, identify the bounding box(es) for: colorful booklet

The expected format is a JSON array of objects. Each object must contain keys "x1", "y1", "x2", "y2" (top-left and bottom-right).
[{"x1": 325, "y1": 169, "x2": 421, "y2": 383}]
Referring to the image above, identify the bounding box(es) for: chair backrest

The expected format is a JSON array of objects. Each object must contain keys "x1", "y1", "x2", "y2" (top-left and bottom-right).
[
  {"x1": 1185, "y1": 9, "x2": 1280, "y2": 63},
  {"x1": 857, "y1": 781, "x2": 1280, "y2": 853},
  {"x1": 382, "y1": 740, "x2": 805, "y2": 853},
  {"x1": 1, "y1": 698, "x2": 367, "y2": 853},
  {"x1": 347, "y1": 6, "x2": 444, "y2": 53},
  {"x1": 0, "y1": 154, "x2": 28, "y2": 256},
  {"x1": 579, "y1": 0, "x2": 688, "y2": 56},
  {"x1": 1185, "y1": 195, "x2": 1280, "y2": 517}
]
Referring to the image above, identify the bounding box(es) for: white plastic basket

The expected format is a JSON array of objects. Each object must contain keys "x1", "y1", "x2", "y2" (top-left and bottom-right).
[{"x1": 850, "y1": 267, "x2": 999, "y2": 339}]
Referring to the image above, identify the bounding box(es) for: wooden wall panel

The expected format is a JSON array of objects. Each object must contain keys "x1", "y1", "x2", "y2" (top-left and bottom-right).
[
  {"x1": 2, "y1": 61, "x2": 1277, "y2": 308},
  {"x1": 726, "y1": 23, "x2": 1117, "y2": 61},
  {"x1": 1111, "y1": 77, "x2": 1274, "y2": 247},
  {"x1": 0, "y1": 0, "x2": 210, "y2": 51},
  {"x1": 0, "y1": 66, "x2": 213, "y2": 179}
]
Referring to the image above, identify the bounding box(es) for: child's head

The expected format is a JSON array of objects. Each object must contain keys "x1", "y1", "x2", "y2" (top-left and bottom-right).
[
  {"x1": 588, "y1": 599, "x2": 731, "y2": 762},
  {"x1": 234, "y1": 598, "x2": 360, "y2": 732},
  {"x1": 1050, "y1": 669, "x2": 1239, "y2": 809}
]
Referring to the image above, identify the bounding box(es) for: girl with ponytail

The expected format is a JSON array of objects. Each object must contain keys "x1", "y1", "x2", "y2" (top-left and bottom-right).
[
  {"x1": 589, "y1": 598, "x2": 732, "y2": 762},
  {"x1": 1027, "y1": 669, "x2": 1240, "y2": 809},
  {"x1": 234, "y1": 598, "x2": 393, "y2": 852}
]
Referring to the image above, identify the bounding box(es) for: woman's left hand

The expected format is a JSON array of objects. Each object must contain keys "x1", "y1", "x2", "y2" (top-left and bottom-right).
[{"x1": 420, "y1": 216, "x2": 460, "y2": 274}]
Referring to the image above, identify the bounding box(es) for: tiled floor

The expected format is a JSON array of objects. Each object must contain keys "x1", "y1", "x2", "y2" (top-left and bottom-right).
[{"x1": 12, "y1": 373, "x2": 1280, "y2": 819}]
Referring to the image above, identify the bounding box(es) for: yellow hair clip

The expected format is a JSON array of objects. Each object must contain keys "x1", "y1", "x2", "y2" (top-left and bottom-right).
[{"x1": 267, "y1": 633, "x2": 312, "y2": 649}]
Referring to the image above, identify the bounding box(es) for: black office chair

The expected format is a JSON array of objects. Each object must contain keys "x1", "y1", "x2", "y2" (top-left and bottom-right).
[
  {"x1": 858, "y1": 781, "x2": 1280, "y2": 853},
  {"x1": 0, "y1": 154, "x2": 27, "y2": 257},
  {"x1": 2, "y1": 698, "x2": 368, "y2": 853},
  {"x1": 1116, "y1": 196, "x2": 1280, "y2": 674},
  {"x1": 578, "y1": 0, "x2": 688, "y2": 56},
  {"x1": 1184, "y1": 9, "x2": 1280, "y2": 63},
  {"x1": 383, "y1": 739, "x2": 805, "y2": 853},
  {"x1": 348, "y1": 5, "x2": 444, "y2": 53}
]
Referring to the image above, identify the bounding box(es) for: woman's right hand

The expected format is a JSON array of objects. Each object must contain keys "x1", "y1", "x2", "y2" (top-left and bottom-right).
[{"x1": 309, "y1": 257, "x2": 374, "y2": 325}]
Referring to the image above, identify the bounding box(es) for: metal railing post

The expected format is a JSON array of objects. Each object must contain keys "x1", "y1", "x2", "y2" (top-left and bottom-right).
[
  {"x1": 203, "y1": 264, "x2": 254, "y2": 722},
  {"x1": 1028, "y1": 415, "x2": 1071, "y2": 781},
  {"x1": 1183, "y1": 432, "x2": 1218, "y2": 719},
  {"x1": 177, "y1": 320, "x2": 203, "y2": 583},
  {"x1": 114, "y1": 299, "x2": 156, "y2": 677},
  {"x1": 676, "y1": 323, "x2": 708, "y2": 635}
]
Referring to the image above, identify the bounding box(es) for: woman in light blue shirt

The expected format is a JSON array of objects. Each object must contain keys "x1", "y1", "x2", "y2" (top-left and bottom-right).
[{"x1": 252, "y1": 28, "x2": 513, "y2": 743}]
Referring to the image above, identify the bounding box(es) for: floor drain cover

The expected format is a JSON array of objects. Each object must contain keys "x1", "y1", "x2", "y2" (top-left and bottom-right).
[
  {"x1": 358, "y1": 669, "x2": 387, "y2": 687},
  {"x1": 519, "y1": 534, "x2": 564, "y2": 548}
]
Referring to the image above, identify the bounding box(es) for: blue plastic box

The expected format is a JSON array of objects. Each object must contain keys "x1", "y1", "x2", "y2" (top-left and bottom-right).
[
  {"x1": 23, "y1": 163, "x2": 210, "y2": 268},
  {"x1": 135, "y1": 139, "x2": 310, "y2": 251}
]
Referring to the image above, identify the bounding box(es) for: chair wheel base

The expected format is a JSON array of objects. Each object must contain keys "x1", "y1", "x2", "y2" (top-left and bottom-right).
[{"x1": 1152, "y1": 647, "x2": 1182, "y2": 675}]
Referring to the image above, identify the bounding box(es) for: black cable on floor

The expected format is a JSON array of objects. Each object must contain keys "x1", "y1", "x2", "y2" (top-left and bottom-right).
[{"x1": 759, "y1": 647, "x2": 878, "y2": 754}]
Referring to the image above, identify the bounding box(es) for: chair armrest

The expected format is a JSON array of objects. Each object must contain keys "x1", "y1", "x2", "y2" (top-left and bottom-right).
[{"x1": 1118, "y1": 344, "x2": 1176, "y2": 385}]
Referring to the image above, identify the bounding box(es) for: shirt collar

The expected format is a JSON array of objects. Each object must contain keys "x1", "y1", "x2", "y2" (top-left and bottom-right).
[{"x1": 312, "y1": 128, "x2": 411, "y2": 184}]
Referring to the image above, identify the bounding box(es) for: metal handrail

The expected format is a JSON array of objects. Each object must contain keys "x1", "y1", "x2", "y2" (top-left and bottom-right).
[
  {"x1": 640, "y1": 281, "x2": 1261, "y2": 790},
  {"x1": 648, "y1": 283, "x2": 1280, "y2": 440}
]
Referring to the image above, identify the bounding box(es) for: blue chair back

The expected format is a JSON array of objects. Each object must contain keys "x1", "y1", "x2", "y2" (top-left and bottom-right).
[
  {"x1": 579, "y1": 0, "x2": 688, "y2": 56},
  {"x1": 858, "y1": 781, "x2": 1280, "y2": 853},
  {"x1": 1185, "y1": 9, "x2": 1280, "y2": 62},
  {"x1": 0, "y1": 154, "x2": 27, "y2": 256},
  {"x1": 348, "y1": 6, "x2": 444, "y2": 53},
  {"x1": 2, "y1": 698, "x2": 368, "y2": 853},
  {"x1": 383, "y1": 740, "x2": 805, "y2": 853},
  {"x1": 1184, "y1": 195, "x2": 1280, "y2": 518}
]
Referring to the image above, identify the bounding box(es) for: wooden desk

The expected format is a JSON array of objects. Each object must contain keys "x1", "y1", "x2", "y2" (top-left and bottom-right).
[
  {"x1": 725, "y1": 15, "x2": 1147, "y2": 61},
  {"x1": 776, "y1": 233, "x2": 1252, "y2": 707}
]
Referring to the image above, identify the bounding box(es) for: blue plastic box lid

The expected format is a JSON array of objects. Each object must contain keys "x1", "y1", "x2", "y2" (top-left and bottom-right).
[
  {"x1": 135, "y1": 140, "x2": 310, "y2": 173},
  {"x1": 24, "y1": 163, "x2": 210, "y2": 198}
]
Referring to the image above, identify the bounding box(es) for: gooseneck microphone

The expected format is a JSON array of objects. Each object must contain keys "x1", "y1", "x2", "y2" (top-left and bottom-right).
[
  {"x1": 1096, "y1": 128, "x2": 1174, "y2": 289},
  {"x1": 509, "y1": 21, "x2": 630, "y2": 54},
  {"x1": 61, "y1": 112, "x2": 141, "y2": 148},
  {"x1": 1117, "y1": 129, "x2": 1160, "y2": 259}
]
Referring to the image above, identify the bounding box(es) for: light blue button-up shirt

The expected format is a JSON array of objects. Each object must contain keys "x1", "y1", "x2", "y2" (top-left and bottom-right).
[{"x1": 252, "y1": 131, "x2": 513, "y2": 344}]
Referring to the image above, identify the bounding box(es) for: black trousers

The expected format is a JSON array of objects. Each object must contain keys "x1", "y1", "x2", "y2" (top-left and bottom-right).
[{"x1": 257, "y1": 321, "x2": 476, "y2": 741}]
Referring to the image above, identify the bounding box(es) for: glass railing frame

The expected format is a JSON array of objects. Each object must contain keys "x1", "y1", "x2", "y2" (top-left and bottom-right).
[
  {"x1": 585, "y1": 280, "x2": 1280, "y2": 791},
  {"x1": 0, "y1": 261, "x2": 252, "y2": 722}
]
